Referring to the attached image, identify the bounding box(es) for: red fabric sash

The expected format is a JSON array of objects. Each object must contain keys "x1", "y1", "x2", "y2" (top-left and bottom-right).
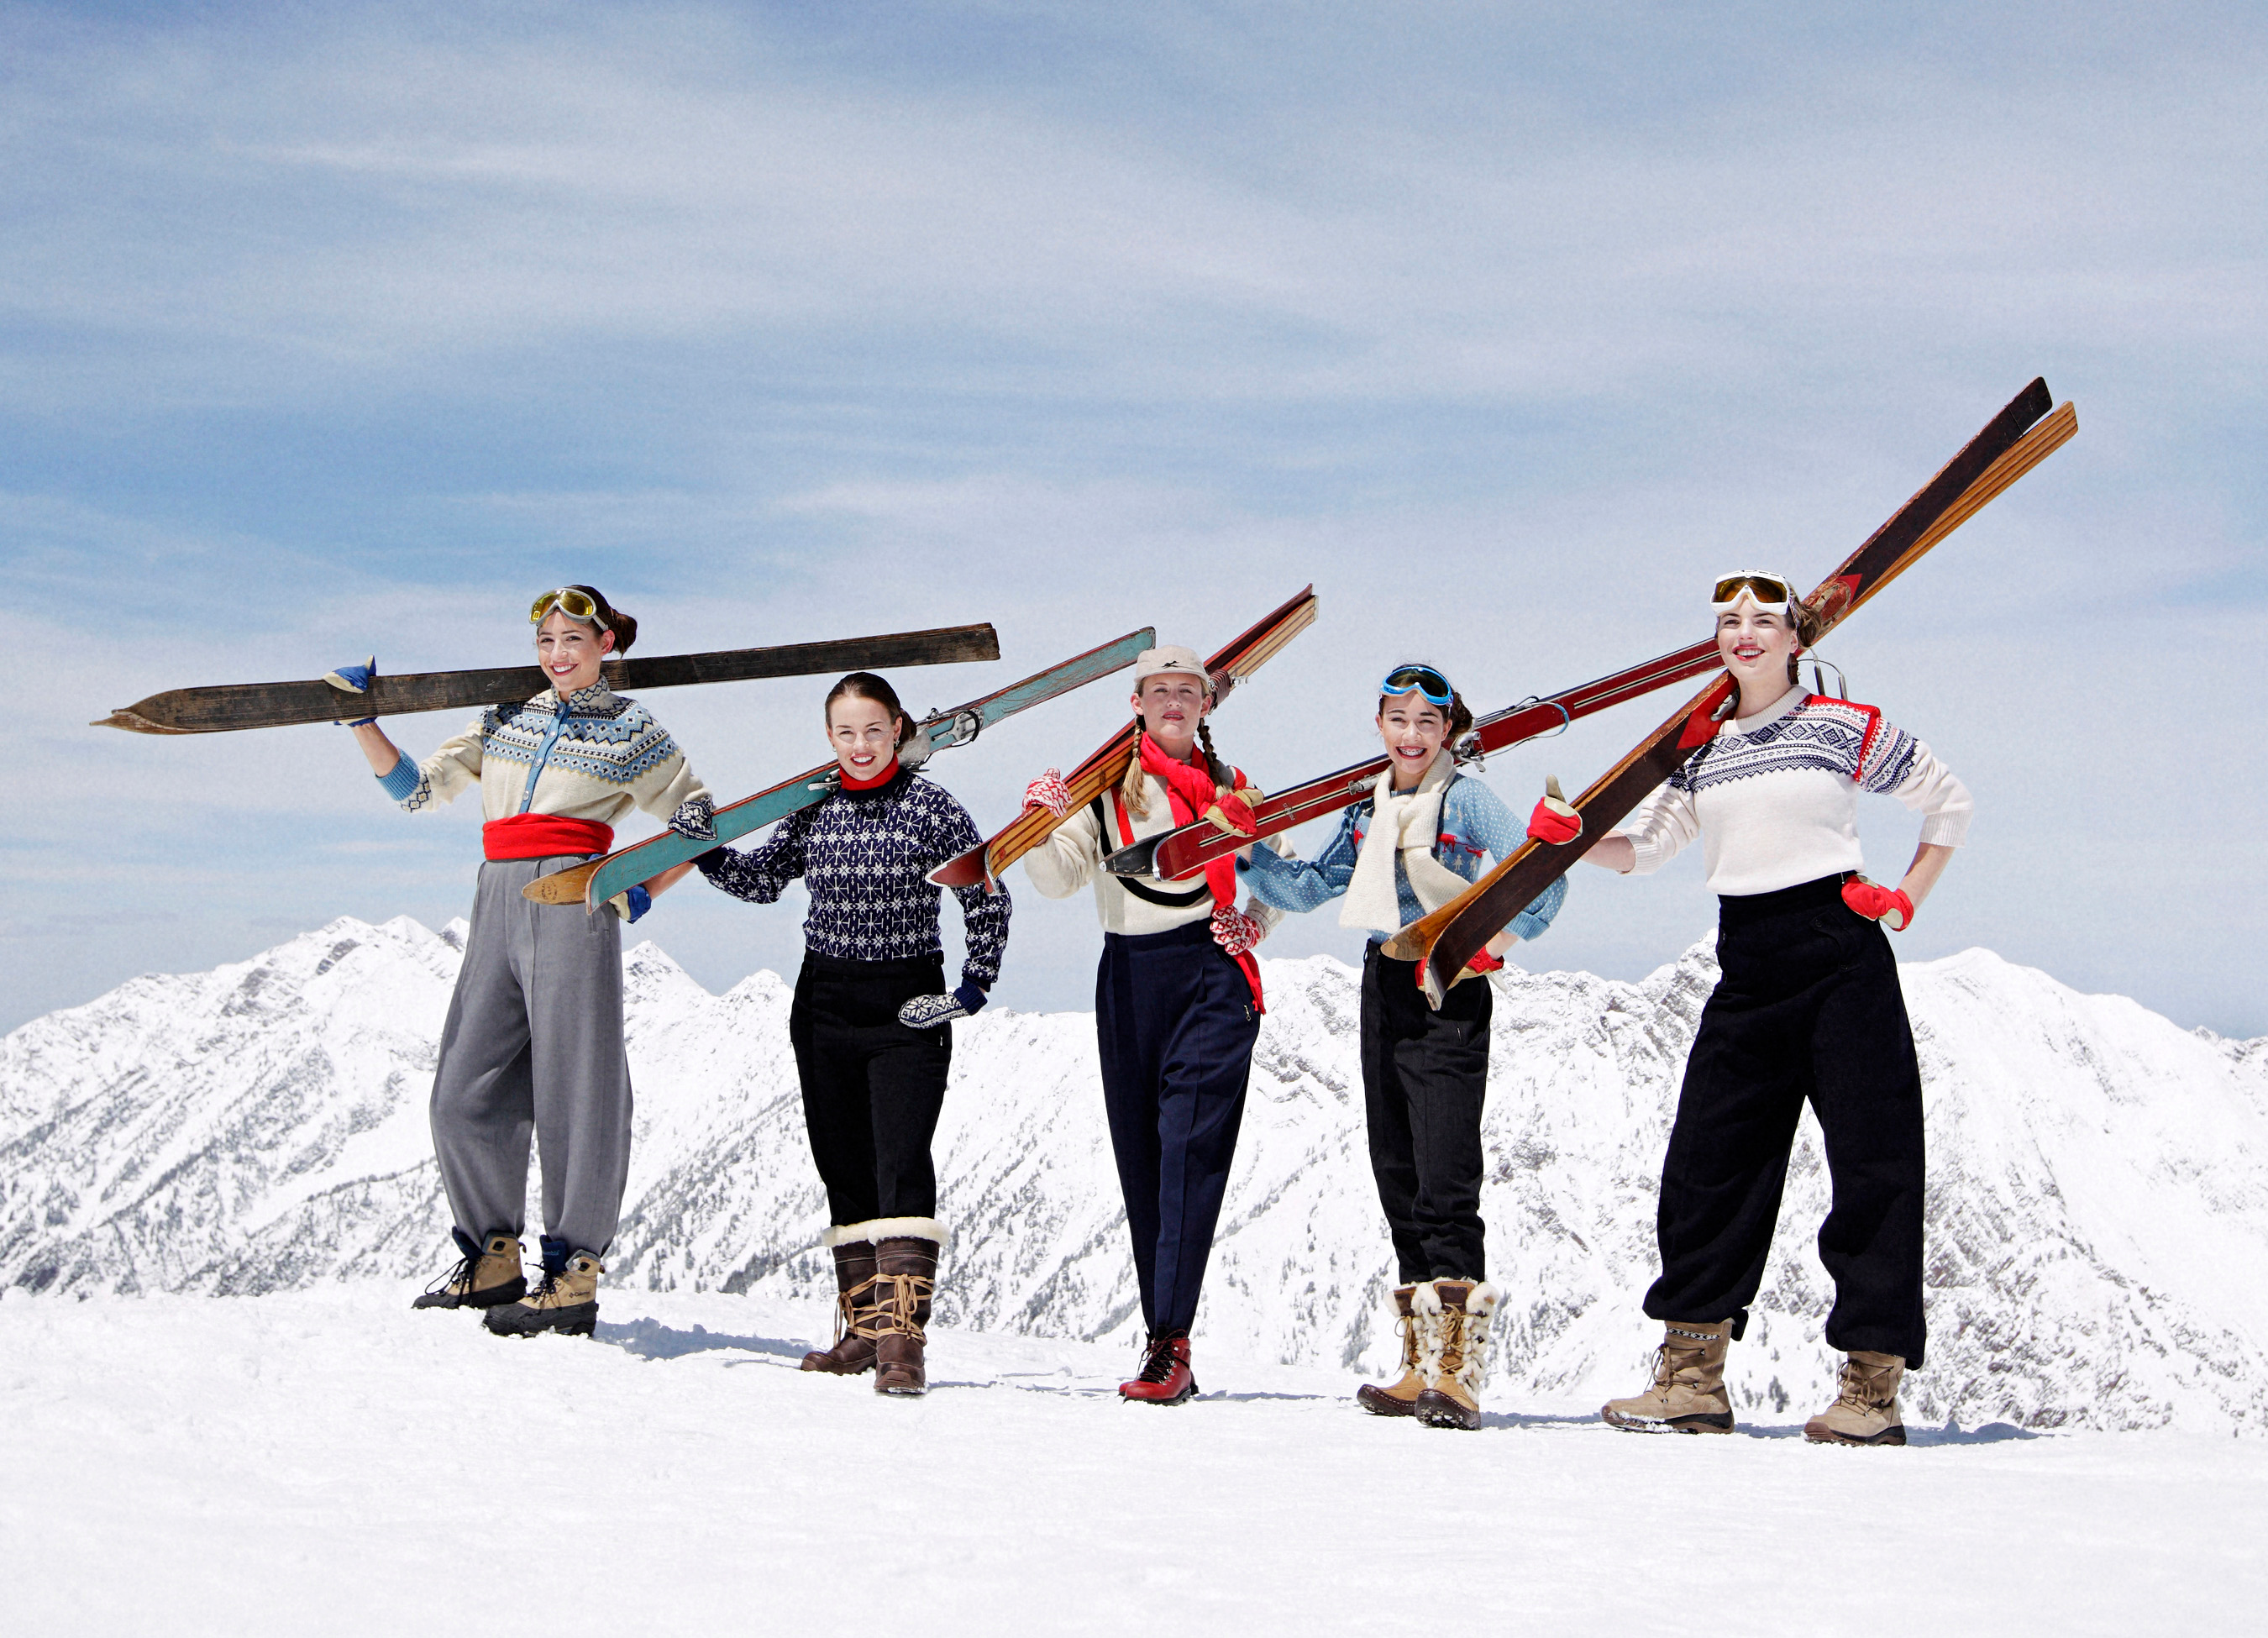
[
  {"x1": 483, "y1": 814, "x2": 615, "y2": 860},
  {"x1": 1137, "y1": 734, "x2": 1264, "y2": 1012}
]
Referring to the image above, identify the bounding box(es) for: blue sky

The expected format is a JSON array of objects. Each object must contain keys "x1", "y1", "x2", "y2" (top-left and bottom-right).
[{"x1": 5, "y1": 2, "x2": 2263, "y2": 1034}]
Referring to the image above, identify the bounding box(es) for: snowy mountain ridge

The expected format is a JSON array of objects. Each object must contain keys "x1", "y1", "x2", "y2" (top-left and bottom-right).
[{"x1": 4, "y1": 915, "x2": 2266, "y2": 1434}]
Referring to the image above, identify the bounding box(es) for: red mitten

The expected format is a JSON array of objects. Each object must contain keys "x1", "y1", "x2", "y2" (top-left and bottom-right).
[
  {"x1": 1528, "y1": 795, "x2": 1582, "y2": 845},
  {"x1": 1022, "y1": 768, "x2": 1072, "y2": 818},
  {"x1": 1210, "y1": 903, "x2": 1267, "y2": 956},
  {"x1": 1840, "y1": 877, "x2": 1914, "y2": 932},
  {"x1": 1463, "y1": 948, "x2": 1504, "y2": 975}
]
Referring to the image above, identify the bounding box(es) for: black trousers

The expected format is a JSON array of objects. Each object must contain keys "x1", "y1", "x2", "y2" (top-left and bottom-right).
[
  {"x1": 1361, "y1": 945, "x2": 1491, "y2": 1284},
  {"x1": 789, "y1": 952, "x2": 953, "y2": 1226},
  {"x1": 1095, "y1": 918, "x2": 1262, "y2": 1337},
  {"x1": 1645, "y1": 874, "x2": 1929, "y2": 1366}
]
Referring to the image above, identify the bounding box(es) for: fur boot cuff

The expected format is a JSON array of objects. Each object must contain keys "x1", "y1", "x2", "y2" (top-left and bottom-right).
[{"x1": 822, "y1": 1216, "x2": 951, "y2": 1251}]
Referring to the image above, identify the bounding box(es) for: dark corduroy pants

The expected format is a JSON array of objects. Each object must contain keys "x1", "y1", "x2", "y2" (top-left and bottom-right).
[
  {"x1": 790, "y1": 952, "x2": 953, "y2": 1226},
  {"x1": 1645, "y1": 874, "x2": 1929, "y2": 1366},
  {"x1": 1095, "y1": 918, "x2": 1261, "y2": 1337},
  {"x1": 1361, "y1": 944, "x2": 1491, "y2": 1284}
]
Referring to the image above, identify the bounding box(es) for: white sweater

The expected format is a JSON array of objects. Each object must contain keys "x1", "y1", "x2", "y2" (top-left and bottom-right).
[
  {"x1": 1022, "y1": 772, "x2": 1288, "y2": 937},
  {"x1": 1618, "y1": 689, "x2": 1971, "y2": 897}
]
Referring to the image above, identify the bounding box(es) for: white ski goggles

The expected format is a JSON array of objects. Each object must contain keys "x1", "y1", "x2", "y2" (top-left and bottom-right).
[{"x1": 1709, "y1": 571, "x2": 1799, "y2": 616}]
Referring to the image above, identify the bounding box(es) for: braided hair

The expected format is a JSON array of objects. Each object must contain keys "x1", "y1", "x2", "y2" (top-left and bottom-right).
[{"x1": 1121, "y1": 679, "x2": 1230, "y2": 818}]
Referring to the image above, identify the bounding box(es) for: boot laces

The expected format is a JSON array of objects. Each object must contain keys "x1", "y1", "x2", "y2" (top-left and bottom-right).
[
  {"x1": 523, "y1": 1267, "x2": 564, "y2": 1307},
  {"x1": 1134, "y1": 1334, "x2": 1184, "y2": 1384},
  {"x1": 1833, "y1": 1358, "x2": 1893, "y2": 1413},
  {"x1": 423, "y1": 1248, "x2": 480, "y2": 1299}
]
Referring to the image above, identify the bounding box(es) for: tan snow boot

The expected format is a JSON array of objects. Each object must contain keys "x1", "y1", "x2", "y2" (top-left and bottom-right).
[
  {"x1": 801, "y1": 1237, "x2": 883, "y2": 1375},
  {"x1": 870, "y1": 1226, "x2": 942, "y2": 1398},
  {"x1": 1412, "y1": 1279, "x2": 1499, "y2": 1431},
  {"x1": 1803, "y1": 1351, "x2": 1908, "y2": 1446},
  {"x1": 484, "y1": 1251, "x2": 602, "y2": 1338},
  {"x1": 1600, "y1": 1320, "x2": 1735, "y2": 1433},
  {"x1": 412, "y1": 1230, "x2": 526, "y2": 1310},
  {"x1": 1356, "y1": 1285, "x2": 1424, "y2": 1416}
]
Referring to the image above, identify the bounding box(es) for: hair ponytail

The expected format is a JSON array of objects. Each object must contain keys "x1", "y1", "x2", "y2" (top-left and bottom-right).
[{"x1": 1785, "y1": 600, "x2": 1825, "y2": 685}]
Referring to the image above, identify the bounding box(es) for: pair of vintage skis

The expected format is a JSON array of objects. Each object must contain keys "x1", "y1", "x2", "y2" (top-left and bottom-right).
[
  {"x1": 1098, "y1": 378, "x2": 2076, "y2": 1009},
  {"x1": 538, "y1": 585, "x2": 1324, "y2": 910}
]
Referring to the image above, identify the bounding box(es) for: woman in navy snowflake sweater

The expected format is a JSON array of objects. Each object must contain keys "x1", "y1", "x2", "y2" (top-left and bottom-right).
[
  {"x1": 696, "y1": 672, "x2": 1010, "y2": 1399},
  {"x1": 1578, "y1": 573, "x2": 1971, "y2": 1448}
]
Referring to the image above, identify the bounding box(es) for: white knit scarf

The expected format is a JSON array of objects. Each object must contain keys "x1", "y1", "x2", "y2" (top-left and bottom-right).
[{"x1": 1339, "y1": 753, "x2": 1471, "y2": 934}]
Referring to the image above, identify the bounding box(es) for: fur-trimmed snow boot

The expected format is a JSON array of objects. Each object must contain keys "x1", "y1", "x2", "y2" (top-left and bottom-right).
[
  {"x1": 1412, "y1": 1279, "x2": 1499, "y2": 1431},
  {"x1": 801, "y1": 1232, "x2": 883, "y2": 1375},
  {"x1": 412, "y1": 1229, "x2": 526, "y2": 1311},
  {"x1": 484, "y1": 1247, "x2": 601, "y2": 1338},
  {"x1": 1600, "y1": 1320, "x2": 1735, "y2": 1433},
  {"x1": 1119, "y1": 1331, "x2": 1197, "y2": 1404},
  {"x1": 1357, "y1": 1284, "x2": 1424, "y2": 1417},
  {"x1": 868, "y1": 1221, "x2": 944, "y2": 1397},
  {"x1": 1803, "y1": 1351, "x2": 1908, "y2": 1446}
]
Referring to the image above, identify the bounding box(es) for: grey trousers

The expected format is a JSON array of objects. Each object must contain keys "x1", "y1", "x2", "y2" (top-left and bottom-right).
[{"x1": 429, "y1": 856, "x2": 633, "y2": 1258}]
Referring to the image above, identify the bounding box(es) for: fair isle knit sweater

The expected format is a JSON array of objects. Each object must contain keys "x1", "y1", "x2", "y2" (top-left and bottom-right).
[
  {"x1": 696, "y1": 767, "x2": 1010, "y2": 990},
  {"x1": 380, "y1": 681, "x2": 709, "y2": 827},
  {"x1": 1618, "y1": 688, "x2": 1971, "y2": 896},
  {"x1": 1238, "y1": 773, "x2": 1567, "y2": 944}
]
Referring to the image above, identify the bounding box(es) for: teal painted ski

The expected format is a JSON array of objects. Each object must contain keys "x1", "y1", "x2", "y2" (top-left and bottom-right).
[{"x1": 526, "y1": 627, "x2": 1156, "y2": 911}]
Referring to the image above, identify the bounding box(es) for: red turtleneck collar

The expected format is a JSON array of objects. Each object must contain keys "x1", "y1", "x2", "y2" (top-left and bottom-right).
[{"x1": 837, "y1": 759, "x2": 900, "y2": 792}]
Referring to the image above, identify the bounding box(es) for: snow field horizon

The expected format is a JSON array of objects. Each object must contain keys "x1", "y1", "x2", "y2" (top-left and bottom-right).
[{"x1": 3, "y1": 912, "x2": 2266, "y2": 1439}]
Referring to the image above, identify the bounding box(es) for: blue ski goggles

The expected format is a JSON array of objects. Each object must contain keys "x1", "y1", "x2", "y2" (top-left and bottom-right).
[{"x1": 1378, "y1": 664, "x2": 1456, "y2": 708}]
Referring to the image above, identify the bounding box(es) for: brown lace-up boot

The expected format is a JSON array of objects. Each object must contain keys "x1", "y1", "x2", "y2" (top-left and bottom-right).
[
  {"x1": 1600, "y1": 1320, "x2": 1735, "y2": 1433},
  {"x1": 412, "y1": 1230, "x2": 527, "y2": 1310},
  {"x1": 1803, "y1": 1351, "x2": 1908, "y2": 1446},
  {"x1": 484, "y1": 1251, "x2": 602, "y2": 1338},
  {"x1": 801, "y1": 1237, "x2": 882, "y2": 1374},
  {"x1": 1412, "y1": 1280, "x2": 1500, "y2": 1431},
  {"x1": 1356, "y1": 1285, "x2": 1423, "y2": 1416},
  {"x1": 870, "y1": 1226, "x2": 942, "y2": 1397}
]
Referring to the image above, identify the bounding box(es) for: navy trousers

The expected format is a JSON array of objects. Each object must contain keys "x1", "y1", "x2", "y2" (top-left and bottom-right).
[
  {"x1": 1095, "y1": 917, "x2": 1262, "y2": 1338},
  {"x1": 1645, "y1": 874, "x2": 1930, "y2": 1366}
]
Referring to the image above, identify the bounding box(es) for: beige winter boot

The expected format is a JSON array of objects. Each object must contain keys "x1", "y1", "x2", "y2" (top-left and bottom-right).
[
  {"x1": 1412, "y1": 1280, "x2": 1499, "y2": 1431},
  {"x1": 1356, "y1": 1285, "x2": 1423, "y2": 1417},
  {"x1": 412, "y1": 1230, "x2": 526, "y2": 1311},
  {"x1": 1600, "y1": 1320, "x2": 1735, "y2": 1433},
  {"x1": 1803, "y1": 1351, "x2": 1908, "y2": 1446},
  {"x1": 484, "y1": 1251, "x2": 602, "y2": 1338}
]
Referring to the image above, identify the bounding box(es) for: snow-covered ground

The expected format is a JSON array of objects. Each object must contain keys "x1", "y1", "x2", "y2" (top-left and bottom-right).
[{"x1": 5, "y1": 1287, "x2": 2262, "y2": 1636}]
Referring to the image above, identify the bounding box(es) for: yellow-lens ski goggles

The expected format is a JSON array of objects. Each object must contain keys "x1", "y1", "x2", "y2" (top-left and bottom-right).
[{"x1": 529, "y1": 587, "x2": 610, "y2": 630}]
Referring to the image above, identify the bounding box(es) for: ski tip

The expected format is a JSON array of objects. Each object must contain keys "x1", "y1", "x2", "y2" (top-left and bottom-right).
[
  {"x1": 927, "y1": 847, "x2": 990, "y2": 890},
  {"x1": 92, "y1": 709, "x2": 190, "y2": 735}
]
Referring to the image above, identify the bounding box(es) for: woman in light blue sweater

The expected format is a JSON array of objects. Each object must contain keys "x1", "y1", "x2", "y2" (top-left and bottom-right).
[{"x1": 1239, "y1": 663, "x2": 1565, "y2": 1430}]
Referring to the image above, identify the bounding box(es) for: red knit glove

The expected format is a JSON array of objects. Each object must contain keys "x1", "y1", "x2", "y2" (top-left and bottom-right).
[
  {"x1": 1527, "y1": 784, "x2": 1582, "y2": 846},
  {"x1": 1205, "y1": 789, "x2": 1261, "y2": 837},
  {"x1": 1022, "y1": 768, "x2": 1072, "y2": 818},
  {"x1": 1211, "y1": 903, "x2": 1267, "y2": 956},
  {"x1": 1463, "y1": 948, "x2": 1504, "y2": 975},
  {"x1": 1841, "y1": 877, "x2": 1915, "y2": 932}
]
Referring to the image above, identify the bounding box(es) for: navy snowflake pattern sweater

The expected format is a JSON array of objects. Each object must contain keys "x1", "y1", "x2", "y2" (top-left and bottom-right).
[{"x1": 696, "y1": 767, "x2": 1010, "y2": 989}]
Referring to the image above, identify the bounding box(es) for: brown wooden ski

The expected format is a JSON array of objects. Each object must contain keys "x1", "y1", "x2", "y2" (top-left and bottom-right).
[
  {"x1": 1386, "y1": 384, "x2": 2076, "y2": 1008},
  {"x1": 926, "y1": 587, "x2": 1320, "y2": 890},
  {"x1": 92, "y1": 622, "x2": 1003, "y2": 736}
]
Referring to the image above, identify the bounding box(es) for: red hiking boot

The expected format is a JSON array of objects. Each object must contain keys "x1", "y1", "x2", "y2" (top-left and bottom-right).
[{"x1": 1120, "y1": 1331, "x2": 1198, "y2": 1405}]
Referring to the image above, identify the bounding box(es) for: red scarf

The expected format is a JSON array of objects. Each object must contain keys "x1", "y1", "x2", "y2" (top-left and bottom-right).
[
  {"x1": 483, "y1": 814, "x2": 614, "y2": 860},
  {"x1": 837, "y1": 758, "x2": 899, "y2": 792},
  {"x1": 1137, "y1": 733, "x2": 1264, "y2": 1012}
]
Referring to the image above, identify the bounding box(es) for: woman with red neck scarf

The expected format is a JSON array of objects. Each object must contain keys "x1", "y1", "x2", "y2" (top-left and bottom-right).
[
  {"x1": 1021, "y1": 645, "x2": 1283, "y2": 1404},
  {"x1": 693, "y1": 672, "x2": 1011, "y2": 1398},
  {"x1": 336, "y1": 585, "x2": 713, "y2": 1339}
]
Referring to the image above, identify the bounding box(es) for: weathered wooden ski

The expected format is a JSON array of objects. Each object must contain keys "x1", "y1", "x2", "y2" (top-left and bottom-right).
[
  {"x1": 1104, "y1": 638, "x2": 1725, "y2": 883},
  {"x1": 522, "y1": 626, "x2": 1155, "y2": 911},
  {"x1": 925, "y1": 586, "x2": 1321, "y2": 890},
  {"x1": 93, "y1": 622, "x2": 1003, "y2": 736},
  {"x1": 1387, "y1": 384, "x2": 2076, "y2": 1008}
]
